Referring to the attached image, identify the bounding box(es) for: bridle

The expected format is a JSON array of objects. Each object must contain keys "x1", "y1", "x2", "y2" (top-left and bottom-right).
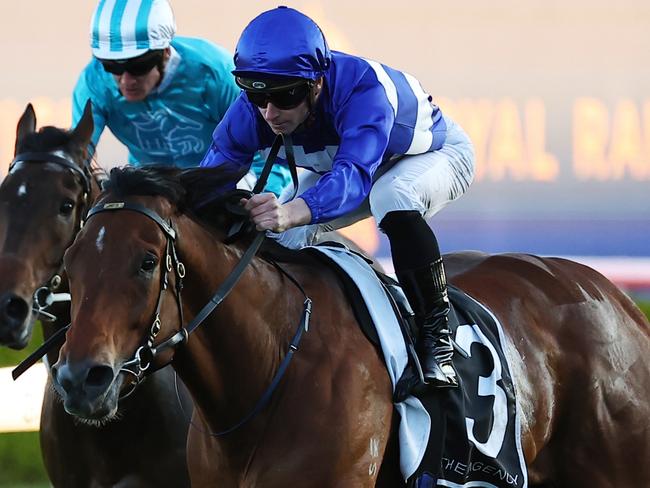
[
  {"x1": 9, "y1": 150, "x2": 94, "y2": 323},
  {"x1": 83, "y1": 194, "x2": 313, "y2": 434},
  {"x1": 83, "y1": 201, "x2": 188, "y2": 395}
]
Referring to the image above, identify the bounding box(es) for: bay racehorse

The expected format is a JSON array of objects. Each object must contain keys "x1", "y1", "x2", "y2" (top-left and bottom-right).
[
  {"x1": 0, "y1": 105, "x2": 192, "y2": 487},
  {"x1": 53, "y1": 165, "x2": 650, "y2": 487}
]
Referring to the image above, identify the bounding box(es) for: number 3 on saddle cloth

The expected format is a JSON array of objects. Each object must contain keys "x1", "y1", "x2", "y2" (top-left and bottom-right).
[{"x1": 306, "y1": 244, "x2": 528, "y2": 488}]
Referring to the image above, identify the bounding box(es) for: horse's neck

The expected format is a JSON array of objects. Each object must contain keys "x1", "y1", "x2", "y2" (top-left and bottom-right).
[{"x1": 172, "y1": 219, "x2": 299, "y2": 434}]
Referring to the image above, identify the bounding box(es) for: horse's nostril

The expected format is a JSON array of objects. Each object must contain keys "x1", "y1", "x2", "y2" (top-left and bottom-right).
[
  {"x1": 1, "y1": 295, "x2": 29, "y2": 323},
  {"x1": 86, "y1": 365, "x2": 115, "y2": 389},
  {"x1": 53, "y1": 364, "x2": 77, "y2": 395}
]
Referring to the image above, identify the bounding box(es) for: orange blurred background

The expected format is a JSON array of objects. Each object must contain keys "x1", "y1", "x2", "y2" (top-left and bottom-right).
[{"x1": 1, "y1": 0, "x2": 649, "y2": 267}]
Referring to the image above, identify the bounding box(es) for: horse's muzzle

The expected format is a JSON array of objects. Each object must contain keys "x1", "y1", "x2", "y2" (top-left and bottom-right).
[
  {"x1": 0, "y1": 292, "x2": 32, "y2": 349},
  {"x1": 52, "y1": 359, "x2": 120, "y2": 420}
]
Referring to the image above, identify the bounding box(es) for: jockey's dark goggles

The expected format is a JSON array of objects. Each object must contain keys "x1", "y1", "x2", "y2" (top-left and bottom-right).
[
  {"x1": 99, "y1": 50, "x2": 163, "y2": 76},
  {"x1": 236, "y1": 77, "x2": 311, "y2": 110}
]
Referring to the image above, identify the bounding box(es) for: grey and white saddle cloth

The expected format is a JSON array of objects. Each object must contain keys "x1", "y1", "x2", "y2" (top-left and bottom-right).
[{"x1": 306, "y1": 244, "x2": 528, "y2": 487}]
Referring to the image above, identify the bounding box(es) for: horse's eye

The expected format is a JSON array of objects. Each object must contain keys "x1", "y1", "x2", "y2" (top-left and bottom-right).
[
  {"x1": 59, "y1": 199, "x2": 75, "y2": 216},
  {"x1": 140, "y1": 256, "x2": 158, "y2": 273}
]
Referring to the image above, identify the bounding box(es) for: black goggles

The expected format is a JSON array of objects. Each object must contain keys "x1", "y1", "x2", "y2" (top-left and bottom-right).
[
  {"x1": 239, "y1": 79, "x2": 311, "y2": 110},
  {"x1": 99, "y1": 50, "x2": 163, "y2": 76}
]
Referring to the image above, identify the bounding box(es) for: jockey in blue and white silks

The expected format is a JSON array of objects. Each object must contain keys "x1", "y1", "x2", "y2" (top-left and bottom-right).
[
  {"x1": 200, "y1": 7, "x2": 475, "y2": 392},
  {"x1": 73, "y1": 0, "x2": 291, "y2": 196},
  {"x1": 201, "y1": 50, "x2": 452, "y2": 223}
]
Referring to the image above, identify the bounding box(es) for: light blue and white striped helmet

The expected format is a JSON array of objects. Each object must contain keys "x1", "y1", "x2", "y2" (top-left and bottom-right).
[{"x1": 90, "y1": 0, "x2": 176, "y2": 60}]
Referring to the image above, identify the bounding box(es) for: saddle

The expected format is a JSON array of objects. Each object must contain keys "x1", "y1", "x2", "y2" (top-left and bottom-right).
[{"x1": 305, "y1": 242, "x2": 527, "y2": 488}]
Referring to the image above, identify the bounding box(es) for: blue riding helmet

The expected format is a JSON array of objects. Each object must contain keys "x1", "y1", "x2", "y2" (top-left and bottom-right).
[{"x1": 233, "y1": 6, "x2": 331, "y2": 81}]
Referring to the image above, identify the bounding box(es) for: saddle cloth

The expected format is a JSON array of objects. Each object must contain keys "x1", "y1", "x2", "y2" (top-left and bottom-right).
[{"x1": 306, "y1": 245, "x2": 528, "y2": 487}]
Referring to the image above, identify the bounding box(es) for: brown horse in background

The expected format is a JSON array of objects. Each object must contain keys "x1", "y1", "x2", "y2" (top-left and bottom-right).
[
  {"x1": 53, "y1": 165, "x2": 650, "y2": 487},
  {"x1": 0, "y1": 105, "x2": 191, "y2": 487}
]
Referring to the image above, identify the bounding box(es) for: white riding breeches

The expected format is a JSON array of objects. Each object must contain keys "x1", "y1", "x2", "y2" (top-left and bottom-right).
[{"x1": 271, "y1": 114, "x2": 475, "y2": 249}]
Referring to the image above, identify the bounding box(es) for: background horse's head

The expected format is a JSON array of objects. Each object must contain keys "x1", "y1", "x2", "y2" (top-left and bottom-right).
[
  {"x1": 0, "y1": 102, "x2": 95, "y2": 348},
  {"x1": 53, "y1": 166, "x2": 242, "y2": 421}
]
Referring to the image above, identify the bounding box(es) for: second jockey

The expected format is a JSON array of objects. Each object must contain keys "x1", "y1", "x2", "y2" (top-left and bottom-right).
[{"x1": 73, "y1": 0, "x2": 291, "y2": 196}]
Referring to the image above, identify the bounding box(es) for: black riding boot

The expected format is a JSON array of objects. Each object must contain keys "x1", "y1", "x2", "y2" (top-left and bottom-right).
[
  {"x1": 396, "y1": 259, "x2": 457, "y2": 387},
  {"x1": 380, "y1": 210, "x2": 457, "y2": 389}
]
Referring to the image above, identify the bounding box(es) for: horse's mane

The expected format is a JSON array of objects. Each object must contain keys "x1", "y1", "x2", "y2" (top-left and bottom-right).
[
  {"x1": 104, "y1": 165, "x2": 248, "y2": 225},
  {"x1": 105, "y1": 165, "x2": 186, "y2": 203}
]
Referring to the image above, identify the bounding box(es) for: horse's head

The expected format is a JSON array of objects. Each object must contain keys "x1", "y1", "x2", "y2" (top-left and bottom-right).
[
  {"x1": 52, "y1": 165, "x2": 242, "y2": 421},
  {"x1": 0, "y1": 102, "x2": 95, "y2": 348}
]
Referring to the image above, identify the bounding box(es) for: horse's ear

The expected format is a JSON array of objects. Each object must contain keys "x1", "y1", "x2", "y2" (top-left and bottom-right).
[
  {"x1": 14, "y1": 103, "x2": 37, "y2": 155},
  {"x1": 70, "y1": 100, "x2": 94, "y2": 151}
]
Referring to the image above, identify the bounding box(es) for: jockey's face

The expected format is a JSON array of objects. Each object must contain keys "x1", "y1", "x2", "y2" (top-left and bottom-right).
[
  {"x1": 111, "y1": 48, "x2": 171, "y2": 102},
  {"x1": 258, "y1": 77, "x2": 324, "y2": 135}
]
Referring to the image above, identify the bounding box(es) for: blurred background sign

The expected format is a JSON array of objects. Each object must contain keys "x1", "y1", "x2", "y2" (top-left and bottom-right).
[{"x1": 2, "y1": 1, "x2": 648, "y2": 287}]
